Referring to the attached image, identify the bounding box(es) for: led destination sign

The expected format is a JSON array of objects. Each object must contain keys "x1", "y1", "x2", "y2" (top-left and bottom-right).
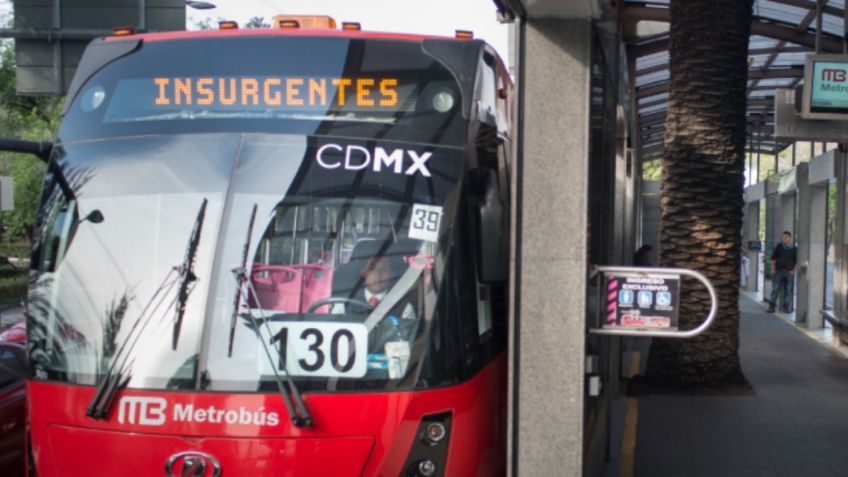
[{"x1": 152, "y1": 76, "x2": 400, "y2": 109}]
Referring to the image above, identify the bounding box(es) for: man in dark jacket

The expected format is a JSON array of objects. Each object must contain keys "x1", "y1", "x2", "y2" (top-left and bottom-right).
[{"x1": 768, "y1": 231, "x2": 797, "y2": 313}]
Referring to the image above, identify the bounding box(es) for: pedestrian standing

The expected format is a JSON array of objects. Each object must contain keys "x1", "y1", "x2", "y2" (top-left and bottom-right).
[
  {"x1": 768, "y1": 231, "x2": 797, "y2": 313},
  {"x1": 634, "y1": 244, "x2": 653, "y2": 267}
]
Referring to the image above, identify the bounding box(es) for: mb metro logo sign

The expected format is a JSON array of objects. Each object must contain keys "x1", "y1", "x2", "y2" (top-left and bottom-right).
[
  {"x1": 118, "y1": 396, "x2": 167, "y2": 425},
  {"x1": 821, "y1": 68, "x2": 847, "y2": 82},
  {"x1": 165, "y1": 451, "x2": 221, "y2": 477},
  {"x1": 115, "y1": 396, "x2": 282, "y2": 427}
]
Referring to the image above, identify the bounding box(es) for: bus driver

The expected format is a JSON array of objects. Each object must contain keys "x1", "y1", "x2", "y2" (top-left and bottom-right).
[{"x1": 331, "y1": 255, "x2": 416, "y2": 321}]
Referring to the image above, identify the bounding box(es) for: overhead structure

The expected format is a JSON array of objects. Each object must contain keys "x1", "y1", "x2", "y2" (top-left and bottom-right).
[
  {"x1": 496, "y1": 0, "x2": 848, "y2": 159},
  {"x1": 621, "y1": 0, "x2": 848, "y2": 160},
  {"x1": 6, "y1": 0, "x2": 185, "y2": 95}
]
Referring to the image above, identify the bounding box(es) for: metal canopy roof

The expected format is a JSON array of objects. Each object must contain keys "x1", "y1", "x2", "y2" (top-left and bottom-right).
[{"x1": 622, "y1": 0, "x2": 848, "y2": 160}]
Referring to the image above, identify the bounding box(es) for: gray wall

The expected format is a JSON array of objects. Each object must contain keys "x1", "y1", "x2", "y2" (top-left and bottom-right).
[
  {"x1": 510, "y1": 17, "x2": 590, "y2": 476},
  {"x1": 795, "y1": 165, "x2": 810, "y2": 323},
  {"x1": 743, "y1": 201, "x2": 760, "y2": 292},
  {"x1": 808, "y1": 182, "x2": 827, "y2": 328}
]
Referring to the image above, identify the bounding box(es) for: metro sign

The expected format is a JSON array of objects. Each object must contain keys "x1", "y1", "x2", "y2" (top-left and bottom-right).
[
  {"x1": 821, "y1": 68, "x2": 847, "y2": 82},
  {"x1": 802, "y1": 55, "x2": 848, "y2": 120},
  {"x1": 117, "y1": 396, "x2": 167, "y2": 425}
]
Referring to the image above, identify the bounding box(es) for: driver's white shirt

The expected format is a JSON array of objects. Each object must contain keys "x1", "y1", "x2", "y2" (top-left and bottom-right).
[{"x1": 330, "y1": 289, "x2": 415, "y2": 320}]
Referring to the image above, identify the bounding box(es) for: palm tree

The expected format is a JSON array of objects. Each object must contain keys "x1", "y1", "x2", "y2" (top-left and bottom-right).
[{"x1": 644, "y1": 0, "x2": 753, "y2": 387}]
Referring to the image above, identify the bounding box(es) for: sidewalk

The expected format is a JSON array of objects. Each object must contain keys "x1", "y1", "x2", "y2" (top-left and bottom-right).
[{"x1": 630, "y1": 295, "x2": 848, "y2": 477}]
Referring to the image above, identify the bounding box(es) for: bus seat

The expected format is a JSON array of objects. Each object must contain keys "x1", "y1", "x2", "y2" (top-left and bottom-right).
[
  {"x1": 291, "y1": 264, "x2": 333, "y2": 313},
  {"x1": 249, "y1": 264, "x2": 302, "y2": 312}
]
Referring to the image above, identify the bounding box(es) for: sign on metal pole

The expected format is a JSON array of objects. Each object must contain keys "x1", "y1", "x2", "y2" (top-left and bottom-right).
[
  {"x1": 589, "y1": 266, "x2": 717, "y2": 338},
  {"x1": 801, "y1": 54, "x2": 848, "y2": 120},
  {"x1": 10, "y1": 0, "x2": 186, "y2": 95},
  {"x1": 774, "y1": 88, "x2": 848, "y2": 141},
  {"x1": 0, "y1": 176, "x2": 13, "y2": 211},
  {"x1": 603, "y1": 272, "x2": 680, "y2": 329}
]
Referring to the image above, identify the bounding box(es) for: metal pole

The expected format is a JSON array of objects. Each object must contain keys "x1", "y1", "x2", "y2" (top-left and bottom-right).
[
  {"x1": 816, "y1": 0, "x2": 824, "y2": 54},
  {"x1": 836, "y1": 145, "x2": 847, "y2": 321},
  {"x1": 792, "y1": 142, "x2": 796, "y2": 167},
  {"x1": 749, "y1": 129, "x2": 755, "y2": 183},
  {"x1": 138, "y1": 0, "x2": 147, "y2": 32},
  {"x1": 844, "y1": 0, "x2": 848, "y2": 54},
  {"x1": 757, "y1": 124, "x2": 762, "y2": 178},
  {"x1": 52, "y1": 0, "x2": 63, "y2": 95}
]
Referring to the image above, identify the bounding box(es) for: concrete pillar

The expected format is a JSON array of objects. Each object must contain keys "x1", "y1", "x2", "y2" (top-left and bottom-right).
[
  {"x1": 509, "y1": 18, "x2": 590, "y2": 476},
  {"x1": 795, "y1": 165, "x2": 811, "y2": 324},
  {"x1": 744, "y1": 201, "x2": 760, "y2": 291},
  {"x1": 835, "y1": 149, "x2": 848, "y2": 346},
  {"x1": 778, "y1": 192, "x2": 796, "y2": 310},
  {"x1": 779, "y1": 194, "x2": 795, "y2": 238},
  {"x1": 808, "y1": 182, "x2": 827, "y2": 328},
  {"x1": 763, "y1": 195, "x2": 778, "y2": 300}
]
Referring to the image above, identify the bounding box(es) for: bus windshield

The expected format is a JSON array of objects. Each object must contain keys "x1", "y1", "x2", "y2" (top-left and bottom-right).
[
  {"x1": 28, "y1": 133, "x2": 469, "y2": 393},
  {"x1": 60, "y1": 36, "x2": 466, "y2": 146}
]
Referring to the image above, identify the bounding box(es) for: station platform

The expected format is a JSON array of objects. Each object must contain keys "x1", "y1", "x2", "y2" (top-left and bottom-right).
[{"x1": 609, "y1": 294, "x2": 848, "y2": 477}]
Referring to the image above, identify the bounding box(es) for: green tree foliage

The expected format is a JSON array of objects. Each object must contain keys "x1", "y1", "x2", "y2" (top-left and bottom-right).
[
  {"x1": 642, "y1": 158, "x2": 661, "y2": 180},
  {"x1": 245, "y1": 16, "x2": 270, "y2": 28},
  {"x1": 191, "y1": 16, "x2": 218, "y2": 30},
  {"x1": 2, "y1": 154, "x2": 44, "y2": 240},
  {"x1": 0, "y1": 41, "x2": 61, "y2": 243}
]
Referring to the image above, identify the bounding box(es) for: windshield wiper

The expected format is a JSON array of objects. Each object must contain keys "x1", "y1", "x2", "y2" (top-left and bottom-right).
[
  {"x1": 228, "y1": 204, "x2": 257, "y2": 357},
  {"x1": 173, "y1": 198, "x2": 208, "y2": 350},
  {"x1": 228, "y1": 208, "x2": 312, "y2": 427},
  {"x1": 87, "y1": 198, "x2": 208, "y2": 419},
  {"x1": 235, "y1": 276, "x2": 312, "y2": 427},
  {"x1": 86, "y1": 269, "x2": 180, "y2": 418}
]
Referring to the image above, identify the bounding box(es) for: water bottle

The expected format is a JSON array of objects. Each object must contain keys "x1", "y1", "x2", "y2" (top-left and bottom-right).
[{"x1": 388, "y1": 315, "x2": 403, "y2": 340}]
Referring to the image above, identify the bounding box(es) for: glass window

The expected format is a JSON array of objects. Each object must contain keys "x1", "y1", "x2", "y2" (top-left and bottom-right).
[
  {"x1": 202, "y1": 136, "x2": 467, "y2": 392},
  {"x1": 0, "y1": 347, "x2": 23, "y2": 389},
  {"x1": 758, "y1": 153, "x2": 776, "y2": 179},
  {"x1": 28, "y1": 134, "x2": 473, "y2": 393}
]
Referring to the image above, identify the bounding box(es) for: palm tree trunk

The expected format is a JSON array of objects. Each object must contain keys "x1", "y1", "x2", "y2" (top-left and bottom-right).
[{"x1": 645, "y1": 0, "x2": 754, "y2": 387}]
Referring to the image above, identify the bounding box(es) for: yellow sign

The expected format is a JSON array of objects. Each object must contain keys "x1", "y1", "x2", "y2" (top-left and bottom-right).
[{"x1": 153, "y1": 77, "x2": 398, "y2": 109}]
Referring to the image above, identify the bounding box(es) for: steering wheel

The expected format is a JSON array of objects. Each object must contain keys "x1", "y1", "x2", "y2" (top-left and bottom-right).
[{"x1": 307, "y1": 297, "x2": 373, "y2": 314}]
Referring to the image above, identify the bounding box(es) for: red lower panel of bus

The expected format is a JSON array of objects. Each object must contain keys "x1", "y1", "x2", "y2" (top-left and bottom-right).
[{"x1": 27, "y1": 354, "x2": 506, "y2": 477}]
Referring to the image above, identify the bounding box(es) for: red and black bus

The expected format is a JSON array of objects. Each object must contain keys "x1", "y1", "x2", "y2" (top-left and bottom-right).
[{"x1": 14, "y1": 16, "x2": 512, "y2": 476}]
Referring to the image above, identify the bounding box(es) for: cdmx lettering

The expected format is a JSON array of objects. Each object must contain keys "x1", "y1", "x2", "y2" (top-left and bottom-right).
[{"x1": 315, "y1": 144, "x2": 433, "y2": 177}]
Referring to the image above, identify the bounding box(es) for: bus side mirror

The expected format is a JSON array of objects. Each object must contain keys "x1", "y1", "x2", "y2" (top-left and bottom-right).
[
  {"x1": 82, "y1": 210, "x2": 104, "y2": 224},
  {"x1": 471, "y1": 169, "x2": 508, "y2": 284},
  {"x1": 0, "y1": 138, "x2": 56, "y2": 212},
  {"x1": 0, "y1": 138, "x2": 53, "y2": 163}
]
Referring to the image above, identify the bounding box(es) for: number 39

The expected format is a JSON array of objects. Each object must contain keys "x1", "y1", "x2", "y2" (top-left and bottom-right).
[{"x1": 413, "y1": 209, "x2": 440, "y2": 232}]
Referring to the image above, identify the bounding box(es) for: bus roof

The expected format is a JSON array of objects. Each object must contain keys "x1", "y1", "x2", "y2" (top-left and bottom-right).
[{"x1": 104, "y1": 27, "x2": 471, "y2": 45}]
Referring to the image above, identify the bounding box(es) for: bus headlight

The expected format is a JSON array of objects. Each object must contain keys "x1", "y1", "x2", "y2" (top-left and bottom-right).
[
  {"x1": 424, "y1": 422, "x2": 447, "y2": 445},
  {"x1": 417, "y1": 459, "x2": 437, "y2": 476},
  {"x1": 403, "y1": 412, "x2": 452, "y2": 476}
]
